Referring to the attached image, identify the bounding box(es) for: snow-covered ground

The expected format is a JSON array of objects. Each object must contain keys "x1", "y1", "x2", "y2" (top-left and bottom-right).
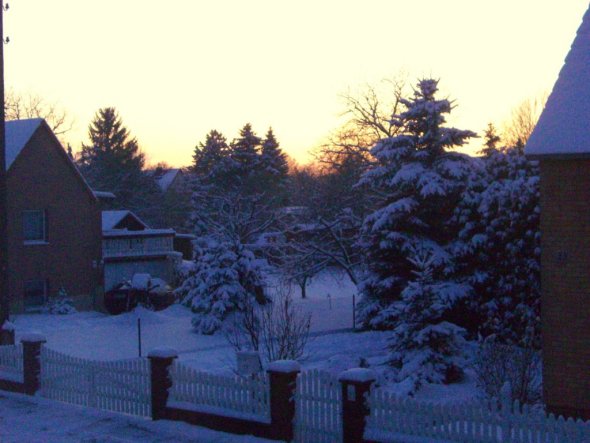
[
  {"x1": 7, "y1": 270, "x2": 480, "y2": 403},
  {"x1": 0, "y1": 390, "x2": 272, "y2": 443}
]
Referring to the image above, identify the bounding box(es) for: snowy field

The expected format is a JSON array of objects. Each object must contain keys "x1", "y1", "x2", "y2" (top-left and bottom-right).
[{"x1": 8, "y1": 270, "x2": 480, "y2": 404}]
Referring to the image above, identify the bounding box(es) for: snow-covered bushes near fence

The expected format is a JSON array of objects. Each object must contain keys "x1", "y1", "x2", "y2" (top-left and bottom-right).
[{"x1": 43, "y1": 287, "x2": 77, "y2": 315}]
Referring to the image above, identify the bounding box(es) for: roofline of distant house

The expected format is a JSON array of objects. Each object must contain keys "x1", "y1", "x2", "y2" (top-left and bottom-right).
[
  {"x1": 102, "y1": 228, "x2": 176, "y2": 238},
  {"x1": 525, "y1": 152, "x2": 590, "y2": 160}
]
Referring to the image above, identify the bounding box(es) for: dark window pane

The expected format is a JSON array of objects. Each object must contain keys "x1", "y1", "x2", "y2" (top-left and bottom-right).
[
  {"x1": 23, "y1": 210, "x2": 46, "y2": 242},
  {"x1": 24, "y1": 280, "x2": 47, "y2": 308}
]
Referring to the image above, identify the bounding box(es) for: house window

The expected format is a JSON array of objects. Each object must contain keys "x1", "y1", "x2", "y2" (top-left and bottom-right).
[
  {"x1": 23, "y1": 210, "x2": 47, "y2": 243},
  {"x1": 24, "y1": 279, "x2": 48, "y2": 310}
]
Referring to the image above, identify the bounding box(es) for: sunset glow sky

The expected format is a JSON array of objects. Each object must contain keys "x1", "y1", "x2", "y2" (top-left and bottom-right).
[{"x1": 4, "y1": 1, "x2": 589, "y2": 166}]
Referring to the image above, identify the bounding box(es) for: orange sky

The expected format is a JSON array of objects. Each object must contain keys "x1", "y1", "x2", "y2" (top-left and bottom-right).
[{"x1": 3, "y1": 1, "x2": 589, "y2": 166}]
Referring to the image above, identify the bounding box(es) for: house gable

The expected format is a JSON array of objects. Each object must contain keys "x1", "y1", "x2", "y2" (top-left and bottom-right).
[{"x1": 525, "y1": 7, "x2": 590, "y2": 158}]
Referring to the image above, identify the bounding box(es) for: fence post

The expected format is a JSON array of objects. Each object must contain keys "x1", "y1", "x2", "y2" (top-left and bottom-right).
[
  {"x1": 21, "y1": 333, "x2": 46, "y2": 395},
  {"x1": 339, "y1": 368, "x2": 376, "y2": 443},
  {"x1": 267, "y1": 360, "x2": 300, "y2": 441},
  {"x1": 148, "y1": 347, "x2": 178, "y2": 420},
  {"x1": 0, "y1": 320, "x2": 15, "y2": 345}
]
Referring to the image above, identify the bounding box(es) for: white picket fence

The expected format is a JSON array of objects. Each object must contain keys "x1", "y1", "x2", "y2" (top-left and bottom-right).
[
  {"x1": 367, "y1": 389, "x2": 590, "y2": 443},
  {"x1": 168, "y1": 362, "x2": 269, "y2": 420},
  {"x1": 0, "y1": 344, "x2": 23, "y2": 383},
  {"x1": 294, "y1": 369, "x2": 342, "y2": 443},
  {"x1": 40, "y1": 347, "x2": 151, "y2": 417}
]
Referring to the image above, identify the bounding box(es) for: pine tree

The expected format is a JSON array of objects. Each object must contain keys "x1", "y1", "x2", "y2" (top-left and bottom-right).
[
  {"x1": 388, "y1": 247, "x2": 467, "y2": 394},
  {"x1": 260, "y1": 128, "x2": 288, "y2": 179},
  {"x1": 480, "y1": 123, "x2": 501, "y2": 156},
  {"x1": 193, "y1": 129, "x2": 229, "y2": 179},
  {"x1": 78, "y1": 108, "x2": 157, "y2": 214},
  {"x1": 176, "y1": 236, "x2": 268, "y2": 334},
  {"x1": 357, "y1": 79, "x2": 476, "y2": 330},
  {"x1": 453, "y1": 146, "x2": 540, "y2": 346},
  {"x1": 230, "y1": 123, "x2": 262, "y2": 178}
]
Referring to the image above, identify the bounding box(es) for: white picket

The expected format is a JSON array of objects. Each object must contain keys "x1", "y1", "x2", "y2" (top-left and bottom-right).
[
  {"x1": 0, "y1": 344, "x2": 23, "y2": 382},
  {"x1": 39, "y1": 347, "x2": 150, "y2": 418},
  {"x1": 167, "y1": 362, "x2": 269, "y2": 420}
]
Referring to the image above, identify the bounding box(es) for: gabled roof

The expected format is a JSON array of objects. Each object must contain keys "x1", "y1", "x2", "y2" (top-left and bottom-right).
[
  {"x1": 149, "y1": 168, "x2": 182, "y2": 192},
  {"x1": 526, "y1": 7, "x2": 590, "y2": 157},
  {"x1": 102, "y1": 210, "x2": 149, "y2": 231},
  {"x1": 5, "y1": 118, "x2": 44, "y2": 169}
]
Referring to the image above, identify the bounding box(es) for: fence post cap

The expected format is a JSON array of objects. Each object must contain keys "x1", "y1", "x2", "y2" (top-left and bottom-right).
[
  {"x1": 147, "y1": 347, "x2": 179, "y2": 359},
  {"x1": 20, "y1": 331, "x2": 47, "y2": 343},
  {"x1": 1, "y1": 320, "x2": 15, "y2": 331},
  {"x1": 267, "y1": 360, "x2": 301, "y2": 374},
  {"x1": 338, "y1": 368, "x2": 377, "y2": 383}
]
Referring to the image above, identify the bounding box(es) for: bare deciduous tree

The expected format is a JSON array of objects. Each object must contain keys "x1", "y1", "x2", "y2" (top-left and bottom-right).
[
  {"x1": 502, "y1": 95, "x2": 547, "y2": 150},
  {"x1": 5, "y1": 89, "x2": 74, "y2": 137},
  {"x1": 224, "y1": 287, "x2": 312, "y2": 364}
]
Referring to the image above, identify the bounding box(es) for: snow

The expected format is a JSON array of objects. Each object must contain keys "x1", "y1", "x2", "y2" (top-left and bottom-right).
[
  {"x1": 267, "y1": 360, "x2": 301, "y2": 373},
  {"x1": 526, "y1": 6, "x2": 590, "y2": 157},
  {"x1": 338, "y1": 368, "x2": 377, "y2": 383},
  {"x1": 20, "y1": 332, "x2": 46, "y2": 342},
  {"x1": 0, "y1": 390, "x2": 272, "y2": 443},
  {"x1": 147, "y1": 347, "x2": 178, "y2": 359},
  {"x1": 153, "y1": 168, "x2": 181, "y2": 192},
  {"x1": 101, "y1": 210, "x2": 149, "y2": 231},
  {"x1": 131, "y1": 273, "x2": 151, "y2": 290},
  {"x1": 93, "y1": 190, "x2": 116, "y2": 199},
  {"x1": 4, "y1": 118, "x2": 43, "y2": 170},
  {"x1": 1, "y1": 320, "x2": 15, "y2": 331}
]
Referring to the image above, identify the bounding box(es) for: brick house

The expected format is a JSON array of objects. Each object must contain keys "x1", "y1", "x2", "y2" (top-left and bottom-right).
[
  {"x1": 5, "y1": 118, "x2": 102, "y2": 313},
  {"x1": 525, "y1": 7, "x2": 590, "y2": 419}
]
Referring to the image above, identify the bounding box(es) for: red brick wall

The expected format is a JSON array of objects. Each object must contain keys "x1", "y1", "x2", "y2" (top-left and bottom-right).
[
  {"x1": 540, "y1": 159, "x2": 590, "y2": 418},
  {"x1": 6, "y1": 124, "x2": 102, "y2": 312}
]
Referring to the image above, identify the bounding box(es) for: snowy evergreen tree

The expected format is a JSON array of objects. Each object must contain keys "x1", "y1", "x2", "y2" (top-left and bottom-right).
[
  {"x1": 260, "y1": 128, "x2": 288, "y2": 180},
  {"x1": 388, "y1": 247, "x2": 467, "y2": 394},
  {"x1": 78, "y1": 107, "x2": 159, "y2": 216},
  {"x1": 176, "y1": 236, "x2": 268, "y2": 334},
  {"x1": 193, "y1": 129, "x2": 229, "y2": 179},
  {"x1": 453, "y1": 144, "x2": 540, "y2": 346},
  {"x1": 357, "y1": 79, "x2": 476, "y2": 329}
]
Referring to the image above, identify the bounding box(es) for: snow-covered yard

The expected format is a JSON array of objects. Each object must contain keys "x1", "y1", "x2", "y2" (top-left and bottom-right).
[{"x1": 7, "y1": 270, "x2": 480, "y2": 403}]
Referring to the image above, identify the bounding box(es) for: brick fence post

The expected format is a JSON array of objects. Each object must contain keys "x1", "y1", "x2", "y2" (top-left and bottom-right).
[
  {"x1": 267, "y1": 360, "x2": 300, "y2": 441},
  {"x1": 148, "y1": 347, "x2": 178, "y2": 420},
  {"x1": 21, "y1": 333, "x2": 47, "y2": 395},
  {"x1": 0, "y1": 321, "x2": 15, "y2": 345},
  {"x1": 339, "y1": 368, "x2": 376, "y2": 443}
]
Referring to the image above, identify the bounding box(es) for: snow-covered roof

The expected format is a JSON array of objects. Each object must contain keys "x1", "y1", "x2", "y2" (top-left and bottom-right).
[
  {"x1": 101, "y1": 210, "x2": 148, "y2": 230},
  {"x1": 525, "y1": 7, "x2": 590, "y2": 157},
  {"x1": 150, "y1": 168, "x2": 181, "y2": 192},
  {"x1": 4, "y1": 118, "x2": 44, "y2": 170},
  {"x1": 93, "y1": 190, "x2": 116, "y2": 199},
  {"x1": 102, "y1": 228, "x2": 176, "y2": 238}
]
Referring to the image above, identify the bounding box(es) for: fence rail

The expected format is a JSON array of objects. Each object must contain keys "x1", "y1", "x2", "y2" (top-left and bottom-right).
[
  {"x1": 168, "y1": 362, "x2": 269, "y2": 420},
  {"x1": 40, "y1": 347, "x2": 151, "y2": 417},
  {"x1": 295, "y1": 369, "x2": 342, "y2": 443},
  {"x1": 367, "y1": 389, "x2": 590, "y2": 443},
  {"x1": 0, "y1": 344, "x2": 23, "y2": 383}
]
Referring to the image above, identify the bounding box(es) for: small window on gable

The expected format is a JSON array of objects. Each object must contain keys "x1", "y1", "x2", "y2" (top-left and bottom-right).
[
  {"x1": 23, "y1": 210, "x2": 47, "y2": 243},
  {"x1": 24, "y1": 279, "x2": 48, "y2": 311}
]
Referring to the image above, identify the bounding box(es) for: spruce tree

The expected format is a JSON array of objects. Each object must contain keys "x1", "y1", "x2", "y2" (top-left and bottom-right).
[
  {"x1": 357, "y1": 79, "x2": 476, "y2": 329},
  {"x1": 78, "y1": 108, "x2": 157, "y2": 215},
  {"x1": 260, "y1": 128, "x2": 288, "y2": 179},
  {"x1": 193, "y1": 129, "x2": 229, "y2": 178},
  {"x1": 230, "y1": 123, "x2": 261, "y2": 178}
]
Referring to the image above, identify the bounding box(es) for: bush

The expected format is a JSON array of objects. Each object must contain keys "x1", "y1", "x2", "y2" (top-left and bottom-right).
[
  {"x1": 474, "y1": 337, "x2": 541, "y2": 405},
  {"x1": 224, "y1": 286, "x2": 312, "y2": 364},
  {"x1": 44, "y1": 287, "x2": 77, "y2": 315}
]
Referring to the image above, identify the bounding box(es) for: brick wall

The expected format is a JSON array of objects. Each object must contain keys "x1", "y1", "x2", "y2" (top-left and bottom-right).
[
  {"x1": 6, "y1": 124, "x2": 102, "y2": 313},
  {"x1": 540, "y1": 159, "x2": 590, "y2": 419}
]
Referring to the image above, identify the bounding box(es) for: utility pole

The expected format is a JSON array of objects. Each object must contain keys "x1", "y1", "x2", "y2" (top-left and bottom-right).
[{"x1": 0, "y1": 1, "x2": 9, "y2": 329}]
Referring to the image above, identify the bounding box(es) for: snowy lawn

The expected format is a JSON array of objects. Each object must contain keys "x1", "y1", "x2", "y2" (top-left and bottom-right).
[
  {"x1": 8, "y1": 270, "x2": 481, "y2": 404},
  {"x1": 0, "y1": 390, "x2": 272, "y2": 443}
]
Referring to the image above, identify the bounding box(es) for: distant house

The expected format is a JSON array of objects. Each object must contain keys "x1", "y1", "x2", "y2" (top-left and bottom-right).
[
  {"x1": 101, "y1": 210, "x2": 182, "y2": 291},
  {"x1": 5, "y1": 119, "x2": 102, "y2": 312},
  {"x1": 525, "y1": 6, "x2": 590, "y2": 420},
  {"x1": 149, "y1": 167, "x2": 186, "y2": 194}
]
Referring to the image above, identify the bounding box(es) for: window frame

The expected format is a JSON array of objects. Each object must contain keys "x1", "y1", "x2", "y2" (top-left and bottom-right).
[{"x1": 22, "y1": 209, "x2": 48, "y2": 245}]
